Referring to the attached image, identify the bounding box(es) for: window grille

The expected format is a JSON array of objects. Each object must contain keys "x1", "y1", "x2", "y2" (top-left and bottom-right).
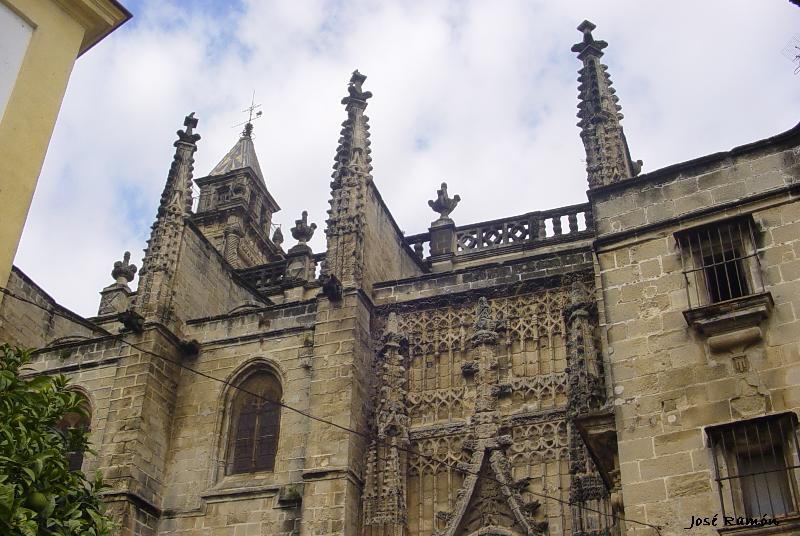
[
  {"x1": 707, "y1": 413, "x2": 800, "y2": 520},
  {"x1": 228, "y1": 372, "x2": 282, "y2": 474},
  {"x1": 675, "y1": 217, "x2": 765, "y2": 309}
]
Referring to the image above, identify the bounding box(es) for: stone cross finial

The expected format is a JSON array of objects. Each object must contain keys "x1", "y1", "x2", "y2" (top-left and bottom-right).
[
  {"x1": 272, "y1": 226, "x2": 284, "y2": 248},
  {"x1": 111, "y1": 251, "x2": 137, "y2": 285},
  {"x1": 428, "y1": 182, "x2": 460, "y2": 221},
  {"x1": 571, "y1": 20, "x2": 608, "y2": 57},
  {"x1": 177, "y1": 112, "x2": 201, "y2": 144},
  {"x1": 290, "y1": 211, "x2": 317, "y2": 245}
]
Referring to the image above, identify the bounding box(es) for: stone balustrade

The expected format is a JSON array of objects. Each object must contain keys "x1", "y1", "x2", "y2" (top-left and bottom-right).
[{"x1": 405, "y1": 202, "x2": 593, "y2": 261}]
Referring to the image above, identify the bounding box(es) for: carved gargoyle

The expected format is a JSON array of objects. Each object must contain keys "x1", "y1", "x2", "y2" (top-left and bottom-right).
[{"x1": 428, "y1": 182, "x2": 460, "y2": 221}]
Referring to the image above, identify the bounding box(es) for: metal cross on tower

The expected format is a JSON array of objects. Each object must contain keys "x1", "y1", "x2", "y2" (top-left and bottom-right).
[{"x1": 232, "y1": 91, "x2": 263, "y2": 136}]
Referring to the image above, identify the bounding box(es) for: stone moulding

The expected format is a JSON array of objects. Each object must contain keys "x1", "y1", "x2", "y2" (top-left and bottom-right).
[{"x1": 683, "y1": 291, "x2": 773, "y2": 337}]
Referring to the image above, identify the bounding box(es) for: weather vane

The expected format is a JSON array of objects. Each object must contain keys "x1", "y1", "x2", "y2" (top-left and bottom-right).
[
  {"x1": 781, "y1": 34, "x2": 800, "y2": 75},
  {"x1": 232, "y1": 91, "x2": 263, "y2": 136}
]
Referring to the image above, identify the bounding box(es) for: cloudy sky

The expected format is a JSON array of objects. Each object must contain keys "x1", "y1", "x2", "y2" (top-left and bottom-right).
[{"x1": 14, "y1": 0, "x2": 800, "y2": 316}]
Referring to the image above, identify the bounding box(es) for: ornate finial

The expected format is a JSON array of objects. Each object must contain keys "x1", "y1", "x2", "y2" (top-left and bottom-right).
[
  {"x1": 290, "y1": 211, "x2": 317, "y2": 246},
  {"x1": 571, "y1": 20, "x2": 607, "y2": 58},
  {"x1": 111, "y1": 251, "x2": 137, "y2": 284},
  {"x1": 343, "y1": 69, "x2": 373, "y2": 104},
  {"x1": 177, "y1": 112, "x2": 201, "y2": 144},
  {"x1": 272, "y1": 226, "x2": 284, "y2": 247},
  {"x1": 428, "y1": 182, "x2": 461, "y2": 221}
]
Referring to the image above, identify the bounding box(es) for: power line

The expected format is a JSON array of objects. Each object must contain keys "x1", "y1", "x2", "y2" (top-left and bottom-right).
[{"x1": 0, "y1": 285, "x2": 663, "y2": 534}]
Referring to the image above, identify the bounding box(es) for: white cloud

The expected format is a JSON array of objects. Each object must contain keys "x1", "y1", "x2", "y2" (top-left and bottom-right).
[{"x1": 14, "y1": 0, "x2": 800, "y2": 316}]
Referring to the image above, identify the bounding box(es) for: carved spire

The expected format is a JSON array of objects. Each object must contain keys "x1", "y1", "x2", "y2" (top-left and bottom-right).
[
  {"x1": 136, "y1": 113, "x2": 201, "y2": 323},
  {"x1": 156, "y1": 113, "x2": 199, "y2": 219},
  {"x1": 331, "y1": 70, "x2": 373, "y2": 188},
  {"x1": 572, "y1": 21, "x2": 641, "y2": 189},
  {"x1": 322, "y1": 70, "x2": 374, "y2": 297}
]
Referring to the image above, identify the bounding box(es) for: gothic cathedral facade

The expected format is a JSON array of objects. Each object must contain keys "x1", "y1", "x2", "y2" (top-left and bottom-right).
[{"x1": 2, "y1": 21, "x2": 800, "y2": 536}]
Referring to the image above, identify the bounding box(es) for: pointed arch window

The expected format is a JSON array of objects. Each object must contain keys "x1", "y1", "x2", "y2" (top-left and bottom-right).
[
  {"x1": 228, "y1": 372, "x2": 282, "y2": 474},
  {"x1": 57, "y1": 395, "x2": 91, "y2": 471}
]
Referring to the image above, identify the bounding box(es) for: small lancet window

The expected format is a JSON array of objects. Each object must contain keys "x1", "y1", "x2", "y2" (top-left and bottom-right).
[
  {"x1": 57, "y1": 395, "x2": 91, "y2": 471},
  {"x1": 228, "y1": 372, "x2": 282, "y2": 474}
]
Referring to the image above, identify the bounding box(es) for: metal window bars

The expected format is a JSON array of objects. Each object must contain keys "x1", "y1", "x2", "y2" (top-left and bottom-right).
[
  {"x1": 707, "y1": 413, "x2": 800, "y2": 520},
  {"x1": 675, "y1": 216, "x2": 765, "y2": 309}
]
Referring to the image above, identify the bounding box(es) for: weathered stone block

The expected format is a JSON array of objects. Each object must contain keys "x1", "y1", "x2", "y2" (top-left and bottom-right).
[{"x1": 665, "y1": 471, "x2": 711, "y2": 498}]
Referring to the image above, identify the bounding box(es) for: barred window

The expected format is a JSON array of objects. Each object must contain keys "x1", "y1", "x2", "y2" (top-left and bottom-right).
[
  {"x1": 675, "y1": 217, "x2": 764, "y2": 309},
  {"x1": 707, "y1": 413, "x2": 800, "y2": 519},
  {"x1": 227, "y1": 372, "x2": 282, "y2": 474}
]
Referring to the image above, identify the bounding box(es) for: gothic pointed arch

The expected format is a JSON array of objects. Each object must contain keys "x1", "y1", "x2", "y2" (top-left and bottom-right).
[
  {"x1": 57, "y1": 387, "x2": 92, "y2": 472},
  {"x1": 219, "y1": 359, "x2": 284, "y2": 475}
]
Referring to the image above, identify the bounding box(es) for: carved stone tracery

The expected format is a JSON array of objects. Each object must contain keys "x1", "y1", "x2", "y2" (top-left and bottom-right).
[{"x1": 366, "y1": 273, "x2": 611, "y2": 536}]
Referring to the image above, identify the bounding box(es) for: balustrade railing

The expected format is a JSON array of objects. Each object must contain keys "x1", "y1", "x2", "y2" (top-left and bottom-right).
[
  {"x1": 404, "y1": 203, "x2": 593, "y2": 261},
  {"x1": 238, "y1": 260, "x2": 289, "y2": 292}
]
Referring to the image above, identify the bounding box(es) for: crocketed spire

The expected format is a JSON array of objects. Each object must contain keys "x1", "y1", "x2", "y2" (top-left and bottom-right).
[
  {"x1": 137, "y1": 113, "x2": 201, "y2": 323},
  {"x1": 322, "y1": 70, "x2": 375, "y2": 297},
  {"x1": 330, "y1": 70, "x2": 373, "y2": 188},
  {"x1": 572, "y1": 21, "x2": 641, "y2": 188}
]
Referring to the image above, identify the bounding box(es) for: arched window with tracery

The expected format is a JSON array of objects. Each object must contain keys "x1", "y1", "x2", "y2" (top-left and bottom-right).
[
  {"x1": 57, "y1": 394, "x2": 91, "y2": 471},
  {"x1": 228, "y1": 371, "x2": 282, "y2": 474}
]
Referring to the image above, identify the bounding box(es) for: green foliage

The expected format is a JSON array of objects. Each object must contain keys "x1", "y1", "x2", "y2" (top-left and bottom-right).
[{"x1": 0, "y1": 345, "x2": 116, "y2": 535}]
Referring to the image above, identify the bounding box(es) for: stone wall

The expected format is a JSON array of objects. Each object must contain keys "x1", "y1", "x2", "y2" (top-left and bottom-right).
[
  {"x1": 594, "y1": 133, "x2": 800, "y2": 535},
  {"x1": 170, "y1": 222, "x2": 266, "y2": 332},
  {"x1": 361, "y1": 183, "x2": 425, "y2": 293},
  {"x1": 373, "y1": 246, "x2": 594, "y2": 305},
  {"x1": 28, "y1": 329, "x2": 184, "y2": 536},
  {"x1": 592, "y1": 130, "x2": 800, "y2": 237},
  {"x1": 157, "y1": 302, "x2": 316, "y2": 534},
  {"x1": 300, "y1": 291, "x2": 373, "y2": 535},
  {"x1": 0, "y1": 266, "x2": 103, "y2": 348}
]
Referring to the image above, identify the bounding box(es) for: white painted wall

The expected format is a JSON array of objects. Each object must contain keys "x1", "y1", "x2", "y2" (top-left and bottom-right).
[{"x1": 0, "y1": 2, "x2": 33, "y2": 124}]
